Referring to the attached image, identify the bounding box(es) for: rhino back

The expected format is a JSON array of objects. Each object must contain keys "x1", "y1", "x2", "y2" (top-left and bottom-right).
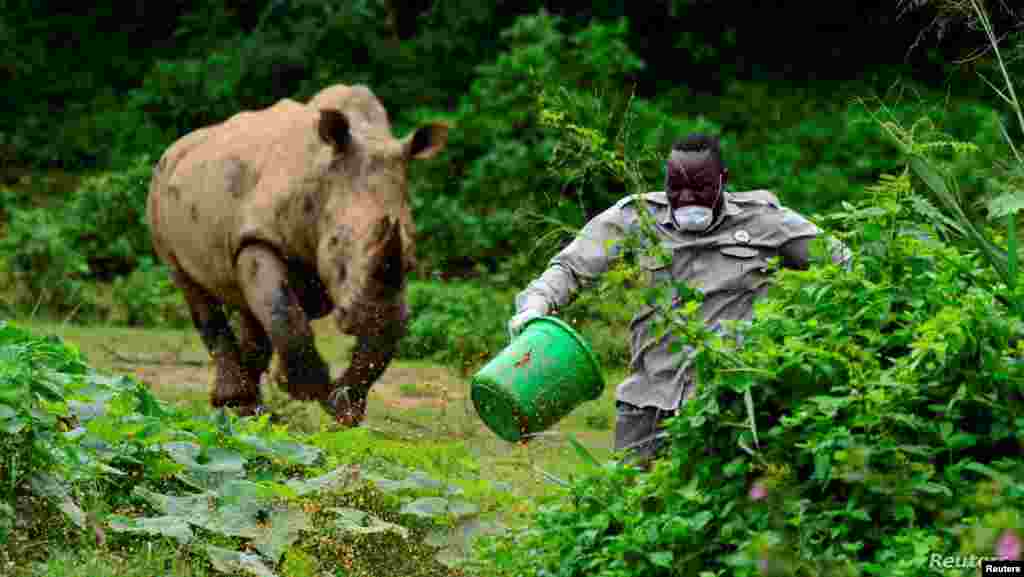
[{"x1": 152, "y1": 99, "x2": 332, "y2": 302}]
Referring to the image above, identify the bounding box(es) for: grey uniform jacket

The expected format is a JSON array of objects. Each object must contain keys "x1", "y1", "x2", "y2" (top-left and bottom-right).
[{"x1": 515, "y1": 189, "x2": 841, "y2": 412}]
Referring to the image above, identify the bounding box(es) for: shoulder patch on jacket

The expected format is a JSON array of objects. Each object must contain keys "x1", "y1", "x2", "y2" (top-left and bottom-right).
[{"x1": 729, "y1": 189, "x2": 781, "y2": 208}]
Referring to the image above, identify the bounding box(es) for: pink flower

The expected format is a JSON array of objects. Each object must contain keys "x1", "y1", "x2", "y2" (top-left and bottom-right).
[
  {"x1": 749, "y1": 481, "x2": 768, "y2": 501},
  {"x1": 757, "y1": 557, "x2": 770, "y2": 573},
  {"x1": 996, "y1": 530, "x2": 1022, "y2": 561}
]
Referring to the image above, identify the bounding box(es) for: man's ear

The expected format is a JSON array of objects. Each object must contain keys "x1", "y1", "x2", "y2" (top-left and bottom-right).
[
  {"x1": 318, "y1": 109, "x2": 351, "y2": 153},
  {"x1": 404, "y1": 122, "x2": 449, "y2": 160}
]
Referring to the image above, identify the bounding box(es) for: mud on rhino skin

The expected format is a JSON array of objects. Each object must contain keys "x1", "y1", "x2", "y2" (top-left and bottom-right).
[{"x1": 146, "y1": 83, "x2": 449, "y2": 424}]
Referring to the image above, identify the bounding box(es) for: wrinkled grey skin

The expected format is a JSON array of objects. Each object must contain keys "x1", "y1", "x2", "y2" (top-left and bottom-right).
[{"x1": 146, "y1": 84, "x2": 448, "y2": 425}]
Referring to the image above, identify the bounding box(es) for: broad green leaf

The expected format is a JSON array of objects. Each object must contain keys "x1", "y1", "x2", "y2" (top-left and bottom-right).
[
  {"x1": 329, "y1": 507, "x2": 409, "y2": 539},
  {"x1": 649, "y1": 551, "x2": 673, "y2": 568},
  {"x1": 447, "y1": 499, "x2": 480, "y2": 519},
  {"x1": 178, "y1": 469, "x2": 246, "y2": 492},
  {"x1": 252, "y1": 505, "x2": 310, "y2": 562},
  {"x1": 426, "y1": 518, "x2": 507, "y2": 569},
  {"x1": 863, "y1": 223, "x2": 882, "y2": 242},
  {"x1": 813, "y1": 451, "x2": 831, "y2": 482},
  {"x1": 28, "y1": 473, "x2": 86, "y2": 529},
  {"x1": 0, "y1": 416, "x2": 25, "y2": 434},
  {"x1": 400, "y1": 497, "x2": 449, "y2": 519},
  {"x1": 690, "y1": 511, "x2": 713, "y2": 530},
  {"x1": 133, "y1": 385, "x2": 167, "y2": 418},
  {"x1": 365, "y1": 473, "x2": 404, "y2": 494},
  {"x1": 987, "y1": 192, "x2": 1024, "y2": 219},
  {"x1": 236, "y1": 435, "x2": 321, "y2": 466},
  {"x1": 205, "y1": 545, "x2": 278, "y2": 577},
  {"x1": 914, "y1": 482, "x2": 952, "y2": 497},
  {"x1": 208, "y1": 480, "x2": 273, "y2": 538},
  {"x1": 134, "y1": 487, "x2": 214, "y2": 526},
  {"x1": 135, "y1": 482, "x2": 279, "y2": 542},
  {"x1": 67, "y1": 399, "x2": 106, "y2": 421},
  {"x1": 402, "y1": 470, "x2": 445, "y2": 491},
  {"x1": 167, "y1": 444, "x2": 247, "y2": 491},
  {"x1": 107, "y1": 515, "x2": 193, "y2": 543},
  {"x1": 162, "y1": 441, "x2": 201, "y2": 465},
  {"x1": 200, "y1": 448, "x2": 247, "y2": 473},
  {"x1": 963, "y1": 462, "x2": 1015, "y2": 486},
  {"x1": 285, "y1": 466, "x2": 359, "y2": 496}
]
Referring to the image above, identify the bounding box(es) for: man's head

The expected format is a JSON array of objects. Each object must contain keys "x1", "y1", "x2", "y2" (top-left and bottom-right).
[{"x1": 665, "y1": 134, "x2": 728, "y2": 210}]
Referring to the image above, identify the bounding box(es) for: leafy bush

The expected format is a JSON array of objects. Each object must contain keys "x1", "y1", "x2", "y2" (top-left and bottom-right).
[
  {"x1": 0, "y1": 320, "x2": 492, "y2": 575},
  {"x1": 61, "y1": 155, "x2": 155, "y2": 280},
  {"x1": 397, "y1": 280, "x2": 517, "y2": 374},
  {"x1": 0, "y1": 156, "x2": 156, "y2": 318},
  {"x1": 109, "y1": 257, "x2": 190, "y2": 328},
  {"x1": 0, "y1": 207, "x2": 92, "y2": 315},
  {"x1": 471, "y1": 166, "x2": 1024, "y2": 577},
  {"x1": 409, "y1": 10, "x2": 723, "y2": 284}
]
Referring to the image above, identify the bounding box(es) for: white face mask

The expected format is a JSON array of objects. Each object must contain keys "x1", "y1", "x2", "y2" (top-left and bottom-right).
[
  {"x1": 671, "y1": 175, "x2": 723, "y2": 233},
  {"x1": 673, "y1": 205, "x2": 714, "y2": 232}
]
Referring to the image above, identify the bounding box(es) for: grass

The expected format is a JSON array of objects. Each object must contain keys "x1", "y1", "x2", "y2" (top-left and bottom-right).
[
  {"x1": 32, "y1": 545, "x2": 212, "y2": 577},
  {"x1": 17, "y1": 318, "x2": 627, "y2": 530}
]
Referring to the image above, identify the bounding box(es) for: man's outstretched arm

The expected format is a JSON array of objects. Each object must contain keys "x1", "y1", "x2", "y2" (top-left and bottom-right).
[{"x1": 511, "y1": 203, "x2": 632, "y2": 334}]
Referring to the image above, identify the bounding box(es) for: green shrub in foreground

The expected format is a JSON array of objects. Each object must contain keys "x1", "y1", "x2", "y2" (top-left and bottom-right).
[
  {"x1": 0, "y1": 321, "x2": 487, "y2": 576},
  {"x1": 472, "y1": 170, "x2": 1024, "y2": 576}
]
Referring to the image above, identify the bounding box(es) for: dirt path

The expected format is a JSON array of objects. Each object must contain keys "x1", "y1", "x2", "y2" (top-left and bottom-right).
[{"x1": 124, "y1": 359, "x2": 468, "y2": 410}]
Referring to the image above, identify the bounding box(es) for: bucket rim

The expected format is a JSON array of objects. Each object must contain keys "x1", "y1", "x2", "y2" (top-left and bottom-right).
[
  {"x1": 470, "y1": 379, "x2": 525, "y2": 443},
  {"x1": 522, "y1": 315, "x2": 605, "y2": 392}
]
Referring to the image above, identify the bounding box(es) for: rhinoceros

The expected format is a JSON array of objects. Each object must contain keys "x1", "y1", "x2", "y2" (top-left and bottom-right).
[{"x1": 146, "y1": 84, "x2": 448, "y2": 425}]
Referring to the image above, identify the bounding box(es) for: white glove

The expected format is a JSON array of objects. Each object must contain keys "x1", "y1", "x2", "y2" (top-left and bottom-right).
[{"x1": 508, "y1": 308, "x2": 544, "y2": 340}]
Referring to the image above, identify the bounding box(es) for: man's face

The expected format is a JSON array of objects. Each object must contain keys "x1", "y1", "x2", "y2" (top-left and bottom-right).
[{"x1": 665, "y1": 150, "x2": 726, "y2": 209}]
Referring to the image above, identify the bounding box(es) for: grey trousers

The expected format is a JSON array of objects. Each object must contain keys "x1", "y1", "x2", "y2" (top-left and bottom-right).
[{"x1": 614, "y1": 401, "x2": 676, "y2": 465}]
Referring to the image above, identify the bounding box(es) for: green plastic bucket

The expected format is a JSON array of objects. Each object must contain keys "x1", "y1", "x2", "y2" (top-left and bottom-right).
[{"x1": 471, "y1": 316, "x2": 605, "y2": 443}]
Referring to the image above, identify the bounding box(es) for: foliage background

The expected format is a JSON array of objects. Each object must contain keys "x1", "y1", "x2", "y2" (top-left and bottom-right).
[
  {"x1": 3, "y1": 2, "x2": 1024, "y2": 576},
  {"x1": 2, "y1": 0, "x2": 1022, "y2": 371}
]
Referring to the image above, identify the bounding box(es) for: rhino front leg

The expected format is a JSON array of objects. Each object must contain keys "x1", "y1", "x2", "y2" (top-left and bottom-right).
[
  {"x1": 169, "y1": 266, "x2": 257, "y2": 410},
  {"x1": 236, "y1": 244, "x2": 332, "y2": 403},
  {"x1": 325, "y1": 306, "x2": 406, "y2": 427}
]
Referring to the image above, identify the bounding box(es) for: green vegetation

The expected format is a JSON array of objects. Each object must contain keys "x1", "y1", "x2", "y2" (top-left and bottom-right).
[
  {"x1": 3, "y1": 3, "x2": 1020, "y2": 300},
  {"x1": 466, "y1": 5, "x2": 1024, "y2": 571},
  {"x1": 0, "y1": 320, "x2": 521, "y2": 576},
  {"x1": 4, "y1": 1, "x2": 1024, "y2": 576},
  {"x1": 476, "y1": 158, "x2": 1024, "y2": 576}
]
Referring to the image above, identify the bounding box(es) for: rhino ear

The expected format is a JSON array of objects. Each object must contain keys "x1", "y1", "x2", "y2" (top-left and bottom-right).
[
  {"x1": 318, "y1": 109, "x2": 351, "y2": 153},
  {"x1": 404, "y1": 122, "x2": 448, "y2": 160}
]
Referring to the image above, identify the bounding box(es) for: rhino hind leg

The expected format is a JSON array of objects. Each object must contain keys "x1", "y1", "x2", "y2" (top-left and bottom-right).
[
  {"x1": 236, "y1": 244, "x2": 332, "y2": 404},
  {"x1": 170, "y1": 266, "x2": 259, "y2": 410},
  {"x1": 237, "y1": 307, "x2": 272, "y2": 407}
]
